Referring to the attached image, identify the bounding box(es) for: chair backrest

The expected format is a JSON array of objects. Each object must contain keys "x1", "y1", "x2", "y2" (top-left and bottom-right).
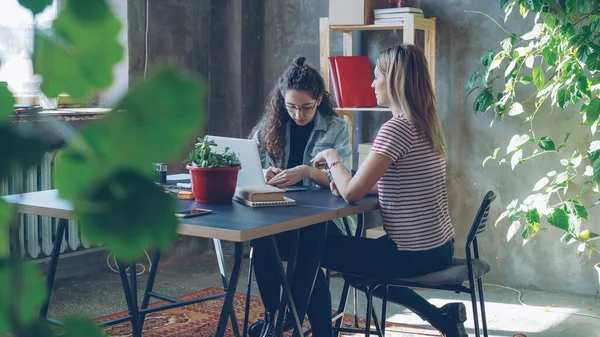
[{"x1": 466, "y1": 191, "x2": 496, "y2": 247}]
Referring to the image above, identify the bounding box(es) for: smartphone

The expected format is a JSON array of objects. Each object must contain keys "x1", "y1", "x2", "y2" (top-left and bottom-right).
[{"x1": 175, "y1": 208, "x2": 212, "y2": 218}]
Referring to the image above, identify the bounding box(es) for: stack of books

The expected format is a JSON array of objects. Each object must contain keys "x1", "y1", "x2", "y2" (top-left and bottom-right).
[{"x1": 374, "y1": 7, "x2": 424, "y2": 25}]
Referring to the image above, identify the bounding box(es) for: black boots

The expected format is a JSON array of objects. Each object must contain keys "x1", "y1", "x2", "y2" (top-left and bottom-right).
[
  {"x1": 434, "y1": 302, "x2": 468, "y2": 337},
  {"x1": 248, "y1": 310, "x2": 295, "y2": 337}
]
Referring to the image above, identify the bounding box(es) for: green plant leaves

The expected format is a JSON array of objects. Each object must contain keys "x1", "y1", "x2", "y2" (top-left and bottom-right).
[
  {"x1": 473, "y1": 89, "x2": 494, "y2": 112},
  {"x1": 465, "y1": 71, "x2": 480, "y2": 91},
  {"x1": 480, "y1": 50, "x2": 495, "y2": 67},
  {"x1": 188, "y1": 137, "x2": 241, "y2": 168},
  {"x1": 55, "y1": 67, "x2": 206, "y2": 200},
  {"x1": 532, "y1": 66, "x2": 545, "y2": 89},
  {"x1": 547, "y1": 208, "x2": 569, "y2": 231},
  {"x1": 0, "y1": 262, "x2": 47, "y2": 333},
  {"x1": 0, "y1": 83, "x2": 15, "y2": 122},
  {"x1": 18, "y1": 0, "x2": 52, "y2": 15},
  {"x1": 66, "y1": 0, "x2": 111, "y2": 22},
  {"x1": 0, "y1": 200, "x2": 15, "y2": 259},
  {"x1": 75, "y1": 170, "x2": 178, "y2": 261},
  {"x1": 34, "y1": 3, "x2": 124, "y2": 101},
  {"x1": 62, "y1": 317, "x2": 107, "y2": 337},
  {"x1": 585, "y1": 98, "x2": 600, "y2": 126},
  {"x1": 0, "y1": 125, "x2": 49, "y2": 180},
  {"x1": 565, "y1": 0, "x2": 578, "y2": 15},
  {"x1": 538, "y1": 136, "x2": 556, "y2": 151}
]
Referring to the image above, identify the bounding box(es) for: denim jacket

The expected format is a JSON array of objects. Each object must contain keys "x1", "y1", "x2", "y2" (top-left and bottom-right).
[{"x1": 252, "y1": 111, "x2": 356, "y2": 235}]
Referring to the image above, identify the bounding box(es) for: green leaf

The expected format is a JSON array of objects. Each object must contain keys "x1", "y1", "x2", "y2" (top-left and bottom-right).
[
  {"x1": 526, "y1": 209, "x2": 541, "y2": 224},
  {"x1": 473, "y1": 89, "x2": 494, "y2": 112},
  {"x1": 576, "y1": 44, "x2": 591, "y2": 63},
  {"x1": 538, "y1": 136, "x2": 556, "y2": 151},
  {"x1": 0, "y1": 200, "x2": 15, "y2": 259},
  {"x1": 533, "y1": 66, "x2": 545, "y2": 89},
  {"x1": 62, "y1": 317, "x2": 107, "y2": 337},
  {"x1": 520, "y1": 75, "x2": 533, "y2": 84},
  {"x1": 547, "y1": 208, "x2": 569, "y2": 231},
  {"x1": 34, "y1": 5, "x2": 125, "y2": 101},
  {"x1": 593, "y1": 157, "x2": 600, "y2": 183},
  {"x1": 542, "y1": 12, "x2": 556, "y2": 28},
  {"x1": 566, "y1": 199, "x2": 589, "y2": 220},
  {"x1": 55, "y1": 67, "x2": 206, "y2": 200},
  {"x1": 542, "y1": 47, "x2": 558, "y2": 66},
  {"x1": 465, "y1": 71, "x2": 480, "y2": 92},
  {"x1": 500, "y1": 0, "x2": 511, "y2": 9},
  {"x1": 0, "y1": 125, "x2": 49, "y2": 180},
  {"x1": 0, "y1": 83, "x2": 15, "y2": 122},
  {"x1": 66, "y1": 0, "x2": 111, "y2": 22},
  {"x1": 561, "y1": 232, "x2": 578, "y2": 244},
  {"x1": 565, "y1": 0, "x2": 578, "y2": 15},
  {"x1": 18, "y1": 264, "x2": 47, "y2": 325},
  {"x1": 557, "y1": 89, "x2": 569, "y2": 109},
  {"x1": 585, "y1": 98, "x2": 600, "y2": 126},
  {"x1": 75, "y1": 170, "x2": 178, "y2": 261},
  {"x1": 480, "y1": 50, "x2": 495, "y2": 67},
  {"x1": 521, "y1": 222, "x2": 540, "y2": 241},
  {"x1": 586, "y1": 52, "x2": 600, "y2": 71},
  {"x1": 18, "y1": 0, "x2": 52, "y2": 15},
  {"x1": 577, "y1": 75, "x2": 590, "y2": 95}
]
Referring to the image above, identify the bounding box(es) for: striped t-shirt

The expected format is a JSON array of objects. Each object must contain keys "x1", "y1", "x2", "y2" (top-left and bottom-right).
[{"x1": 371, "y1": 115, "x2": 454, "y2": 251}]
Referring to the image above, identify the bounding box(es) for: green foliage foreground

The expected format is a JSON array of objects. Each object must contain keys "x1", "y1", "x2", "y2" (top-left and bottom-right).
[{"x1": 1, "y1": 0, "x2": 206, "y2": 335}]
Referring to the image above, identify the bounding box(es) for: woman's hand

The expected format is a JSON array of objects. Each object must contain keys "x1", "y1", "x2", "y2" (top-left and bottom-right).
[
  {"x1": 311, "y1": 149, "x2": 340, "y2": 170},
  {"x1": 330, "y1": 181, "x2": 340, "y2": 196},
  {"x1": 265, "y1": 166, "x2": 282, "y2": 183},
  {"x1": 267, "y1": 165, "x2": 308, "y2": 188}
]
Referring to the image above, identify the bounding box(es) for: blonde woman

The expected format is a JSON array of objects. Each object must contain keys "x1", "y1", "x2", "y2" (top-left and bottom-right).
[{"x1": 311, "y1": 44, "x2": 467, "y2": 337}]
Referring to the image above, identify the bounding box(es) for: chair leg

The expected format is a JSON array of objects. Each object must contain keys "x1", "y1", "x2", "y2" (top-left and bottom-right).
[
  {"x1": 469, "y1": 287, "x2": 481, "y2": 337},
  {"x1": 370, "y1": 305, "x2": 383, "y2": 337},
  {"x1": 333, "y1": 280, "x2": 351, "y2": 337},
  {"x1": 477, "y1": 278, "x2": 489, "y2": 337},
  {"x1": 354, "y1": 287, "x2": 360, "y2": 328},
  {"x1": 380, "y1": 285, "x2": 388, "y2": 337},
  {"x1": 364, "y1": 288, "x2": 374, "y2": 337}
]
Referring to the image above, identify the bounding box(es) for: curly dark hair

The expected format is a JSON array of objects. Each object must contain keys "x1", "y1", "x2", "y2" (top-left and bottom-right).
[{"x1": 250, "y1": 56, "x2": 337, "y2": 161}]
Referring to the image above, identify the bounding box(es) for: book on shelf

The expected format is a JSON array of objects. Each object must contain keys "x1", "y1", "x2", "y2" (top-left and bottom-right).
[
  {"x1": 329, "y1": 56, "x2": 377, "y2": 108},
  {"x1": 373, "y1": 7, "x2": 423, "y2": 14},
  {"x1": 234, "y1": 185, "x2": 286, "y2": 202},
  {"x1": 329, "y1": 58, "x2": 342, "y2": 106},
  {"x1": 374, "y1": 12, "x2": 424, "y2": 19},
  {"x1": 233, "y1": 196, "x2": 296, "y2": 208}
]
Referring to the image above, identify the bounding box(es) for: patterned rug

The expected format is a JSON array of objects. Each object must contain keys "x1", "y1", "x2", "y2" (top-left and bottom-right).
[{"x1": 99, "y1": 287, "x2": 441, "y2": 336}]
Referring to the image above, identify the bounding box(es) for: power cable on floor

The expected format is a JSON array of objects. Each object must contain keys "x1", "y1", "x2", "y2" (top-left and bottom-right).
[
  {"x1": 483, "y1": 283, "x2": 600, "y2": 320},
  {"x1": 106, "y1": 249, "x2": 152, "y2": 276}
]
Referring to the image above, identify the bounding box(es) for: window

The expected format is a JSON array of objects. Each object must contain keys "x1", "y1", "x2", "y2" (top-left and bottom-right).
[{"x1": 0, "y1": 0, "x2": 57, "y2": 97}]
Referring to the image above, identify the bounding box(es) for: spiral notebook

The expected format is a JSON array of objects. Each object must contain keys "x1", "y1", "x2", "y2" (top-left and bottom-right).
[{"x1": 233, "y1": 196, "x2": 296, "y2": 208}]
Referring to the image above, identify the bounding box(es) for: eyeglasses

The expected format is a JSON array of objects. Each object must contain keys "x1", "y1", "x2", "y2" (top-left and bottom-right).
[{"x1": 285, "y1": 102, "x2": 317, "y2": 113}]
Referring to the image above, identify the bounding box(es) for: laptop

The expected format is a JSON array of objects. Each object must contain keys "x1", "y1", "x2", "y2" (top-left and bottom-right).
[{"x1": 206, "y1": 135, "x2": 307, "y2": 192}]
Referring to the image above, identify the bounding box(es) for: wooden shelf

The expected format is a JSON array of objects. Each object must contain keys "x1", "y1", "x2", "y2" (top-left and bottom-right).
[
  {"x1": 329, "y1": 18, "x2": 436, "y2": 32},
  {"x1": 335, "y1": 107, "x2": 391, "y2": 112}
]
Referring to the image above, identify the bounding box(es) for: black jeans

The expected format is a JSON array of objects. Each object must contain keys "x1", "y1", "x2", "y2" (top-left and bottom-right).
[
  {"x1": 307, "y1": 235, "x2": 454, "y2": 330},
  {"x1": 251, "y1": 222, "x2": 330, "y2": 336}
]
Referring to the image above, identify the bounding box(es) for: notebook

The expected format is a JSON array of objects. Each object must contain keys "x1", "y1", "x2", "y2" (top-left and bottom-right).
[
  {"x1": 235, "y1": 185, "x2": 285, "y2": 202},
  {"x1": 233, "y1": 196, "x2": 296, "y2": 208}
]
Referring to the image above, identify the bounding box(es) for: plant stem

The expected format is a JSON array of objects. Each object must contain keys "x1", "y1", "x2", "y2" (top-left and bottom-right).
[{"x1": 464, "y1": 10, "x2": 514, "y2": 36}]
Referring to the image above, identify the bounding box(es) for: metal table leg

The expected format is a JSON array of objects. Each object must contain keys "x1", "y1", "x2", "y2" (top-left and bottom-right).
[
  {"x1": 39, "y1": 218, "x2": 67, "y2": 318},
  {"x1": 214, "y1": 239, "x2": 241, "y2": 337},
  {"x1": 214, "y1": 242, "x2": 243, "y2": 337}
]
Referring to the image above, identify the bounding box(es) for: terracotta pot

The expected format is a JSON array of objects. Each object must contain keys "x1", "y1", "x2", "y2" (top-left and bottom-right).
[{"x1": 186, "y1": 165, "x2": 241, "y2": 203}]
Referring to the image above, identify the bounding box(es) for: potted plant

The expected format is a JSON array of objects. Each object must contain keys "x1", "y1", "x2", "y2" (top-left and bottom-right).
[{"x1": 186, "y1": 136, "x2": 241, "y2": 203}]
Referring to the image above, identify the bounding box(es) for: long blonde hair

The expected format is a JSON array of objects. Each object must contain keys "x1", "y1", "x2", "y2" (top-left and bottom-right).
[{"x1": 376, "y1": 44, "x2": 446, "y2": 155}]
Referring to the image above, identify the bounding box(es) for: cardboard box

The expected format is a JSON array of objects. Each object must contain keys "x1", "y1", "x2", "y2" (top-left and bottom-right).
[
  {"x1": 357, "y1": 142, "x2": 373, "y2": 167},
  {"x1": 329, "y1": 0, "x2": 390, "y2": 25}
]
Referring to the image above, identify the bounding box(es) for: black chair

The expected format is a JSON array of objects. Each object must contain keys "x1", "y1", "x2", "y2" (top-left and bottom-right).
[{"x1": 333, "y1": 191, "x2": 496, "y2": 337}]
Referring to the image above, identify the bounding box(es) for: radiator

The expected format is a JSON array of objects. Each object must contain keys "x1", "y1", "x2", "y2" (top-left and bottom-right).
[{"x1": 1, "y1": 153, "x2": 91, "y2": 259}]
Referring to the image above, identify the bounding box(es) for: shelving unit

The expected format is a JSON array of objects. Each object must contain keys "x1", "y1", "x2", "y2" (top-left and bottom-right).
[{"x1": 320, "y1": 14, "x2": 436, "y2": 167}]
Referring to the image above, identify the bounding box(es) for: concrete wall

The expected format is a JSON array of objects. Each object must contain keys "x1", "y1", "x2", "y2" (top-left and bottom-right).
[
  {"x1": 258, "y1": 0, "x2": 599, "y2": 296},
  {"x1": 128, "y1": 0, "x2": 599, "y2": 295}
]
